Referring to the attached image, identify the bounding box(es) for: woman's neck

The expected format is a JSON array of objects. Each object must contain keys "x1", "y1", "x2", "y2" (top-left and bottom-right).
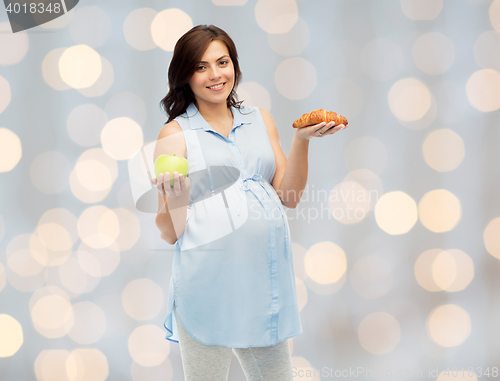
[{"x1": 195, "y1": 100, "x2": 233, "y2": 124}]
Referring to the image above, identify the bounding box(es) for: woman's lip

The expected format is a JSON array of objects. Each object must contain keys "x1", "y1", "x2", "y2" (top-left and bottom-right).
[{"x1": 207, "y1": 82, "x2": 226, "y2": 91}]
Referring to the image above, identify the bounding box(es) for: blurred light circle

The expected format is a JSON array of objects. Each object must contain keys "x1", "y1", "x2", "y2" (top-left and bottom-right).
[
  {"x1": 123, "y1": 8, "x2": 158, "y2": 51},
  {"x1": 400, "y1": 0, "x2": 443, "y2": 20},
  {"x1": 320, "y1": 78, "x2": 363, "y2": 118},
  {"x1": 70, "y1": 148, "x2": 118, "y2": 203},
  {"x1": 28, "y1": 234, "x2": 52, "y2": 268},
  {"x1": 35, "y1": 208, "x2": 78, "y2": 263},
  {"x1": 69, "y1": 170, "x2": 111, "y2": 203},
  {"x1": 76, "y1": 242, "x2": 120, "y2": 277},
  {"x1": 361, "y1": 38, "x2": 404, "y2": 82},
  {"x1": 0, "y1": 128, "x2": 22, "y2": 172},
  {"x1": 34, "y1": 349, "x2": 71, "y2": 381},
  {"x1": 418, "y1": 189, "x2": 462, "y2": 233},
  {"x1": 77, "y1": 206, "x2": 120, "y2": 249},
  {"x1": 151, "y1": 9, "x2": 193, "y2": 51},
  {"x1": 76, "y1": 56, "x2": 114, "y2": 98},
  {"x1": 415, "y1": 248, "x2": 446, "y2": 292},
  {"x1": 422, "y1": 129, "x2": 465, "y2": 172},
  {"x1": 398, "y1": 92, "x2": 437, "y2": 131},
  {"x1": 59, "y1": 45, "x2": 102, "y2": 89},
  {"x1": 31, "y1": 295, "x2": 74, "y2": 338},
  {"x1": 6, "y1": 233, "x2": 48, "y2": 277},
  {"x1": 6, "y1": 248, "x2": 44, "y2": 278},
  {"x1": 30, "y1": 151, "x2": 72, "y2": 194},
  {"x1": 101, "y1": 117, "x2": 144, "y2": 161},
  {"x1": 42, "y1": 48, "x2": 72, "y2": 91},
  {"x1": 0, "y1": 75, "x2": 11, "y2": 114},
  {"x1": 345, "y1": 136, "x2": 388, "y2": 175},
  {"x1": 67, "y1": 302, "x2": 107, "y2": 344},
  {"x1": 466, "y1": 68, "x2": 500, "y2": 112},
  {"x1": 343, "y1": 169, "x2": 384, "y2": 211},
  {"x1": 432, "y1": 251, "x2": 457, "y2": 290},
  {"x1": 426, "y1": 304, "x2": 471, "y2": 347},
  {"x1": 75, "y1": 159, "x2": 113, "y2": 192},
  {"x1": 275, "y1": 57, "x2": 316, "y2": 100},
  {"x1": 374, "y1": 191, "x2": 418, "y2": 235},
  {"x1": 122, "y1": 279, "x2": 164, "y2": 321},
  {"x1": 105, "y1": 91, "x2": 148, "y2": 126},
  {"x1": 255, "y1": 0, "x2": 298, "y2": 34},
  {"x1": 423, "y1": 249, "x2": 475, "y2": 292},
  {"x1": 69, "y1": 6, "x2": 111, "y2": 48},
  {"x1": 413, "y1": 32, "x2": 455, "y2": 75},
  {"x1": 66, "y1": 348, "x2": 109, "y2": 381},
  {"x1": 440, "y1": 249, "x2": 474, "y2": 292},
  {"x1": 484, "y1": 217, "x2": 500, "y2": 259},
  {"x1": 58, "y1": 256, "x2": 95, "y2": 295},
  {"x1": 350, "y1": 255, "x2": 393, "y2": 299},
  {"x1": 0, "y1": 22, "x2": 29, "y2": 65},
  {"x1": 5, "y1": 272, "x2": 47, "y2": 293},
  {"x1": 36, "y1": 222, "x2": 73, "y2": 253},
  {"x1": 112, "y1": 208, "x2": 141, "y2": 251},
  {"x1": 29, "y1": 286, "x2": 70, "y2": 312},
  {"x1": 491, "y1": 0, "x2": 500, "y2": 33},
  {"x1": 473, "y1": 31, "x2": 500, "y2": 71},
  {"x1": 328, "y1": 181, "x2": 371, "y2": 225},
  {"x1": 236, "y1": 82, "x2": 272, "y2": 110},
  {"x1": 67, "y1": 104, "x2": 108, "y2": 147},
  {"x1": 0, "y1": 314, "x2": 23, "y2": 357},
  {"x1": 267, "y1": 17, "x2": 309, "y2": 56},
  {"x1": 304, "y1": 242, "x2": 346, "y2": 284},
  {"x1": 388, "y1": 78, "x2": 431, "y2": 121},
  {"x1": 128, "y1": 325, "x2": 170, "y2": 367},
  {"x1": 358, "y1": 312, "x2": 400, "y2": 354}
]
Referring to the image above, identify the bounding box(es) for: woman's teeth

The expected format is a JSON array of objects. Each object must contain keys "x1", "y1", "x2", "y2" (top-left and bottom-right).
[{"x1": 208, "y1": 83, "x2": 225, "y2": 89}]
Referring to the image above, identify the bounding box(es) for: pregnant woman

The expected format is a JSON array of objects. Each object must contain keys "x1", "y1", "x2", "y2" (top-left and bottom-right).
[{"x1": 152, "y1": 24, "x2": 346, "y2": 381}]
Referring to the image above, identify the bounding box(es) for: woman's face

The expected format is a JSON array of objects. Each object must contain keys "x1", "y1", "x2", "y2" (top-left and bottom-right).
[{"x1": 188, "y1": 40, "x2": 235, "y2": 107}]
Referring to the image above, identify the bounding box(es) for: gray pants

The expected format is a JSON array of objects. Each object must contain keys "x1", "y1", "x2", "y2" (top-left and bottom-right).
[{"x1": 174, "y1": 306, "x2": 293, "y2": 381}]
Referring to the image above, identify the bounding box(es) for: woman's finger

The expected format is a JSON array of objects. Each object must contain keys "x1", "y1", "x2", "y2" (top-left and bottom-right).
[
  {"x1": 325, "y1": 124, "x2": 345, "y2": 136},
  {"x1": 156, "y1": 173, "x2": 163, "y2": 194},
  {"x1": 321, "y1": 121, "x2": 335, "y2": 134}
]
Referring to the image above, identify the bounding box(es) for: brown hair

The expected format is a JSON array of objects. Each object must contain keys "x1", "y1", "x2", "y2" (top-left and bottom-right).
[{"x1": 159, "y1": 25, "x2": 244, "y2": 124}]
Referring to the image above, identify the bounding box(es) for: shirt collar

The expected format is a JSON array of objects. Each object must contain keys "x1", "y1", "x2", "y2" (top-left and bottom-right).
[{"x1": 186, "y1": 102, "x2": 251, "y2": 132}]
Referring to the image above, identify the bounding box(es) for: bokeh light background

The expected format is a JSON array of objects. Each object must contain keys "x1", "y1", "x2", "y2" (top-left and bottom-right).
[{"x1": 1, "y1": 0, "x2": 500, "y2": 379}]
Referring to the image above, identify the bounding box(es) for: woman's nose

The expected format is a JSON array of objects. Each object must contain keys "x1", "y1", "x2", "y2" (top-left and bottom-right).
[{"x1": 209, "y1": 66, "x2": 220, "y2": 78}]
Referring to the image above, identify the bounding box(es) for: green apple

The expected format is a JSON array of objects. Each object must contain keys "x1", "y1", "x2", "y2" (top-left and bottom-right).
[{"x1": 154, "y1": 154, "x2": 189, "y2": 187}]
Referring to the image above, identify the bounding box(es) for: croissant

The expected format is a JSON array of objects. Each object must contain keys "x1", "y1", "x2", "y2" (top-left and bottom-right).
[{"x1": 292, "y1": 109, "x2": 348, "y2": 128}]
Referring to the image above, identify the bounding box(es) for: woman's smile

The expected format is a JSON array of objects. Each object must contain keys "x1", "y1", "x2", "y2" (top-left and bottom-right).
[{"x1": 207, "y1": 82, "x2": 226, "y2": 91}]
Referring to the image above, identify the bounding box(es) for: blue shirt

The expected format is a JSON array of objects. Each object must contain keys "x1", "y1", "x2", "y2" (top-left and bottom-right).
[{"x1": 163, "y1": 101, "x2": 303, "y2": 348}]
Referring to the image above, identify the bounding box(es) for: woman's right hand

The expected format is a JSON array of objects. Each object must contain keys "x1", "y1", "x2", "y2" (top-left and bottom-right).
[{"x1": 151, "y1": 171, "x2": 191, "y2": 199}]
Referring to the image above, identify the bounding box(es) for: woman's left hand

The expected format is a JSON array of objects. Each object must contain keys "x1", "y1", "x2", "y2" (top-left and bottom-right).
[{"x1": 294, "y1": 121, "x2": 347, "y2": 141}]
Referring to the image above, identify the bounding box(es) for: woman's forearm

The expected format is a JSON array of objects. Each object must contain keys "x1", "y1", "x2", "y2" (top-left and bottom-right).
[
  {"x1": 155, "y1": 192, "x2": 190, "y2": 245},
  {"x1": 276, "y1": 132, "x2": 309, "y2": 208}
]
